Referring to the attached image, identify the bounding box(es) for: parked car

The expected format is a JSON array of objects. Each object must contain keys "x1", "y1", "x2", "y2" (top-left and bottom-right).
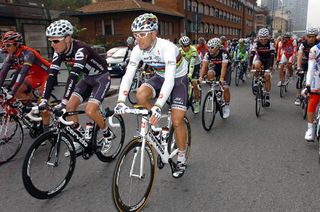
[
  {"x1": 91, "y1": 45, "x2": 107, "y2": 58},
  {"x1": 106, "y1": 46, "x2": 130, "y2": 77}
]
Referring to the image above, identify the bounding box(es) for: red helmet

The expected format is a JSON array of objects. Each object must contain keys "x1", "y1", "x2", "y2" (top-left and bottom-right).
[{"x1": 1, "y1": 31, "x2": 23, "y2": 45}]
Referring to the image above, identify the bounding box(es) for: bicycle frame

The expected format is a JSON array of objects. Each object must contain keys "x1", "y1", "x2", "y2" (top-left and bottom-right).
[{"x1": 127, "y1": 109, "x2": 177, "y2": 179}]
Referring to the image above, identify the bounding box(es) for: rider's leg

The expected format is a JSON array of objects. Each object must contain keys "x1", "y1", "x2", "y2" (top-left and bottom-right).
[
  {"x1": 136, "y1": 84, "x2": 154, "y2": 109},
  {"x1": 305, "y1": 94, "x2": 320, "y2": 140},
  {"x1": 66, "y1": 94, "x2": 81, "y2": 124}
]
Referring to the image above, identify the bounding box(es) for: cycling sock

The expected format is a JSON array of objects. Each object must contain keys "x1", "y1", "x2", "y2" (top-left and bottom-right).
[
  {"x1": 308, "y1": 123, "x2": 313, "y2": 129},
  {"x1": 177, "y1": 150, "x2": 186, "y2": 163}
]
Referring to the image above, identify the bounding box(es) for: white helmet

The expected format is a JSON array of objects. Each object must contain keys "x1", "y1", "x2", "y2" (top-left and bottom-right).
[
  {"x1": 46, "y1": 19, "x2": 73, "y2": 37},
  {"x1": 239, "y1": 38, "x2": 244, "y2": 43},
  {"x1": 179, "y1": 36, "x2": 191, "y2": 46},
  {"x1": 306, "y1": 27, "x2": 319, "y2": 36},
  {"x1": 126, "y1": 36, "x2": 135, "y2": 46},
  {"x1": 208, "y1": 38, "x2": 221, "y2": 48},
  {"x1": 258, "y1": 28, "x2": 269, "y2": 37},
  {"x1": 131, "y1": 13, "x2": 158, "y2": 32}
]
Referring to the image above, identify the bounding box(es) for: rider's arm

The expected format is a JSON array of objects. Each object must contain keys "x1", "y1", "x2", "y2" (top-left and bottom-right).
[
  {"x1": 62, "y1": 48, "x2": 89, "y2": 100},
  {"x1": 297, "y1": 43, "x2": 304, "y2": 69},
  {"x1": 277, "y1": 41, "x2": 282, "y2": 61},
  {"x1": 42, "y1": 52, "x2": 63, "y2": 100},
  {"x1": 154, "y1": 46, "x2": 176, "y2": 108},
  {"x1": 0, "y1": 54, "x2": 13, "y2": 88},
  {"x1": 249, "y1": 43, "x2": 257, "y2": 67},
  {"x1": 293, "y1": 39, "x2": 298, "y2": 56},
  {"x1": 306, "y1": 46, "x2": 317, "y2": 86},
  {"x1": 11, "y1": 51, "x2": 36, "y2": 94},
  {"x1": 117, "y1": 46, "x2": 141, "y2": 103},
  {"x1": 188, "y1": 53, "x2": 196, "y2": 76},
  {"x1": 199, "y1": 54, "x2": 209, "y2": 79},
  {"x1": 220, "y1": 52, "x2": 229, "y2": 81},
  {"x1": 269, "y1": 42, "x2": 275, "y2": 68}
]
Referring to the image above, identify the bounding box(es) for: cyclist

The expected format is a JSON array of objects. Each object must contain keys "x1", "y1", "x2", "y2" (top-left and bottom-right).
[
  {"x1": 294, "y1": 27, "x2": 319, "y2": 106},
  {"x1": 199, "y1": 37, "x2": 232, "y2": 118},
  {"x1": 196, "y1": 37, "x2": 208, "y2": 60},
  {"x1": 220, "y1": 36, "x2": 229, "y2": 52},
  {"x1": 39, "y1": 19, "x2": 113, "y2": 153},
  {"x1": 303, "y1": 42, "x2": 320, "y2": 141},
  {"x1": 114, "y1": 13, "x2": 189, "y2": 178},
  {"x1": 122, "y1": 36, "x2": 135, "y2": 67},
  {"x1": 179, "y1": 35, "x2": 201, "y2": 113},
  {"x1": 233, "y1": 38, "x2": 249, "y2": 82},
  {"x1": 0, "y1": 31, "x2": 51, "y2": 131},
  {"x1": 250, "y1": 28, "x2": 275, "y2": 107},
  {"x1": 277, "y1": 32, "x2": 297, "y2": 87}
]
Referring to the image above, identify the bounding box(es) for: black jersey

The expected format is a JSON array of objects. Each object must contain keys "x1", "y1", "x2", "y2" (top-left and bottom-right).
[
  {"x1": 251, "y1": 40, "x2": 275, "y2": 61},
  {"x1": 43, "y1": 40, "x2": 108, "y2": 100},
  {"x1": 203, "y1": 48, "x2": 231, "y2": 74},
  {"x1": 299, "y1": 40, "x2": 319, "y2": 63}
]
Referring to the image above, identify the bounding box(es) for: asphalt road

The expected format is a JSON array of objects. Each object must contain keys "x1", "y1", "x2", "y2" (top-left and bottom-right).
[{"x1": 1, "y1": 72, "x2": 320, "y2": 212}]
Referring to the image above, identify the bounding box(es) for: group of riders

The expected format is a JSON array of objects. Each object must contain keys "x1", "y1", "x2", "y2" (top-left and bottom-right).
[{"x1": 1, "y1": 13, "x2": 320, "y2": 178}]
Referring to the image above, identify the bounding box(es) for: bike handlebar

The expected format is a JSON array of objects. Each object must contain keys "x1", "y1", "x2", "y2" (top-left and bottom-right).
[
  {"x1": 123, "y1": 108, "x2": 161, "y2": 131},
  {"x1": 26, "y1": 106, "x2": 42, "y2": 122}
]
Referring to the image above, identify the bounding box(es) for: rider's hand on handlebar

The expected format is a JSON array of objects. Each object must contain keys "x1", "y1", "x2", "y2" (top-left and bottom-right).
[
  {"x1": 114, "y1": 102, "x2": 128, "y2": 114},
  {"x1": 53, "y1": 99, "x2": 67, "y2": 113},
  {"x1": 39, "y1": 99, "x2": 48, "y2": 110},
  {"x1": 150, "y1": 105, "x2": 161, "y2": 125},
  {"x1": 5, "y1": 91, "x2": 14, "y2": 100}
]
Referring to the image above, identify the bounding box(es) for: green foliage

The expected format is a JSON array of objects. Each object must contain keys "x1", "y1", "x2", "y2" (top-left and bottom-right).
[{"x1": 43, "y1": 0, "x2": 91, "y2": 10}]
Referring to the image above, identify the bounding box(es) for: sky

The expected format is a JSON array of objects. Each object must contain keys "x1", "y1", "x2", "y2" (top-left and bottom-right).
[{"x1": 257, "y1": 0, "x2": 320, "y2": 28}]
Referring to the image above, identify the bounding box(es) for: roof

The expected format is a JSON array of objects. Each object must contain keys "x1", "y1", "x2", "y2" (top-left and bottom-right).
[{"x1": 76, "y1": 0, "x2": 184, "y2": 17}]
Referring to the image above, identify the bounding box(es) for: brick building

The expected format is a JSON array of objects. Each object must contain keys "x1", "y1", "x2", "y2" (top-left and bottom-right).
[
  {"x1": 255, "y1": 6, "x2": 268, "y2": 33},
  {"x1": 75, "y1": 0, "x2": 257, "y2": 44}
]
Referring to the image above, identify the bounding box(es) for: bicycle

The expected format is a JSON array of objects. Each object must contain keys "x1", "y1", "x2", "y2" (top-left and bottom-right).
[
  {"x1": 251, "y1": 69, "x2": 267, "y2": 117},
  {"x1": 112, "y1": 106, "x2": 191, "y2": 211},
  {"x1": 0, "y1": 89, "x2": 59, "y2": 165},
  {"x1": 128, "y1": 67, "x2": 154, "y2": 105},
  {"x1": 201, "y1": 80, "x2": 225, "y2": 131},
  {"x1": 234, "y1": 60, "x2": 246, "y2": 86},
  {"x1": 22, "y1": 106, "x2": 125, "y2": 199},
  {"x1": 279, "y1": 64, "x2": 291, "y2": 98}
]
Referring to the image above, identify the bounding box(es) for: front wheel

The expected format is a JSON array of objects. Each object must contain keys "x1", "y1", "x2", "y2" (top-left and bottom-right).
[
  {"x1": 95, "y1": 114, "x2": 125, "y2": 162},
  {"x1": 202, "y1": 91, "x2": 216, "y2": 131},
  {"x1": 22, "y1": 131, "x2": 76, "y2": 199},
  {"x1": 302, "y1": 97, "x2": 308, "y2": 120},
  {"x1": 0, "y1": 115, "x2": 24, "y2": 165},
  {"x1": 112, "y1": 138, "x2": 156, "y2": 211},
  {"x1": 235, "y1": 68, "x2": 240, "y2": 86},
  {"x1": 255, "y1": 86, "x2": 262, "y2": 117}
]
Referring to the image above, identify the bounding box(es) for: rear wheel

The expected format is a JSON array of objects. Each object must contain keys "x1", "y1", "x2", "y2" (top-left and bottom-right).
[
  {"x1": 201, "y1": 91, "x2": 216, "y2": 131},
  {"x1": 0, "y1": 115, "x2": 23, "y2": 165},
  {"x1": 112, "y1": 138, "x2": 156, "y2": 211},
  {"x1": 128, "y1": 74, "x2": 142, "y2": 105},
  {"x1": 22, "y1": 131, "x2": 76, "y2": 199},
  {"x1": 235, "y1": 67, "x2": 240, "y2": 86}
]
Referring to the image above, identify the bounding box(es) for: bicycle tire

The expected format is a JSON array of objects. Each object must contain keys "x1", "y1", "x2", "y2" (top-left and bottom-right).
[
  {"x1": 201, "y1": 91, "x2": 216, "y2": 131},
  {"x1": 112, "y1": 138, "x2": 156, "y2": 212},
  {"x1": 0, "y1": 115, "x2": 24, "y2": 165},
  {"x1": 302, "y1": 97, "x2": 308, "y2": 120},
  {"x1": 128, "y1": 77, "x2": 141, "y2": 105},
  {"x1": 95, "y1": 114, "x2": 125, "y2": 162},
  {"x1": 280, "y1": 85, "x2": 285, "y2": 98},
  {"x1": 255, "y1": 86, "x2": 262, "y2": 117},
  {"x1": 167, "y1": 116, "x2": 192, "y2": 163},
  {"x1": 251, "y1": 78, "x2": 257, "y2": 95},
  {"x1": 22, "y1": 131, "x2": 76, "y2": 199},
  {"x1": 235, "y1": 67, "x2": 240, "y2": 86}
]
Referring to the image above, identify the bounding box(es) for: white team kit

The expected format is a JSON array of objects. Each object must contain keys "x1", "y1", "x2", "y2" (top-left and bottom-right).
[{"x1": 118, "y1": 37, "x2": 188, "y2": 109}]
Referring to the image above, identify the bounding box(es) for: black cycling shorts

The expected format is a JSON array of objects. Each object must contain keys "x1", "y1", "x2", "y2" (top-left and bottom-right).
[{"x1": 72, "y1": 72, "x2": 111, "y2": 105}]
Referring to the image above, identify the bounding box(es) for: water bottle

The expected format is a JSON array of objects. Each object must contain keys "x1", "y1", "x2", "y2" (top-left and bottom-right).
[
  {"x1": 85, "y1": 122, "x2": 94, "y2": 140},
  {"x1": 161, "y1": 127, "x2": 169, "y2": 144}
]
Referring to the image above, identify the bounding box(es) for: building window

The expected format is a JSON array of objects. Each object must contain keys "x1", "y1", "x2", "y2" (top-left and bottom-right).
[
  {"x1": 187, "y1": 0, "x2": 192, "y2": 11},
  {"x1": 204, "y1": 5, "x2": 209, "y2": 15},
  {"x1": 210, "y1": 7, "x2": 214, "y2": 16},
  {"x1": 199, "y1": 3, "x2": 204, "y2": 14},
  {"x1": 102, "y1": 19, "x2": 113, "y2": 35}
]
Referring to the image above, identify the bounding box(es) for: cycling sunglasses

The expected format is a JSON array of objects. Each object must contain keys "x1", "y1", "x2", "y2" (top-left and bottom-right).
[
  {"x1": 1, "y1": 43, "x2": 13, "y2": 48},
  {"x1": 48, "y1": 37, "x2": 65, "y2": 44},
  {"x1": 133, "y1": 31, "x2": 151, "y2": 39}
]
